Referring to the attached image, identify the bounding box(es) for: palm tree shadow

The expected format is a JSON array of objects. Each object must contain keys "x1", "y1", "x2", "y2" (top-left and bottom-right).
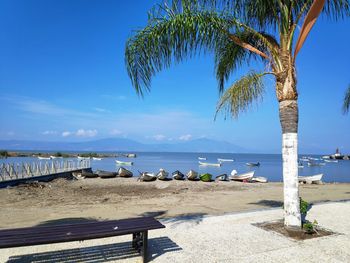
[
  {"x1": 161, "y1": 213, "x2": 207, "y2": 227},
  {"x1": 249, "y1": 200, "x2": 283, "y2": 208},
  {"x1": 7, "y1": 236, "x2": 182, "y2": 263}
]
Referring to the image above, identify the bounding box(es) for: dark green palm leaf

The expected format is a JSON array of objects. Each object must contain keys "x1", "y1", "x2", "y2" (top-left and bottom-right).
[
  {"x1": 343, "y1": 85, "x2": 350, "y2": 114},
  {"x1": 215, "y1": 71, "x2": 270, "y2": 119}
]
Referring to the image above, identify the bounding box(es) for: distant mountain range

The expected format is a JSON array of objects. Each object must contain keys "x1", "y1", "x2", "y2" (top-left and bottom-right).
[{"x1": 0, "y1": 138, "x2": 246, "y2": 153}]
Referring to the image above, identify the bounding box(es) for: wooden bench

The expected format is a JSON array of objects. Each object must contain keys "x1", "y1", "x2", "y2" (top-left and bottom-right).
[{"x1": 0, "y1": 217, "x2": 165, "y2": 263}]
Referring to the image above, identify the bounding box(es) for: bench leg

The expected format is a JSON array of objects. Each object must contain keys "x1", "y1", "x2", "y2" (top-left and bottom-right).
[{"x1": 141, "y1": 230, "x2": 148, "y2": 263}]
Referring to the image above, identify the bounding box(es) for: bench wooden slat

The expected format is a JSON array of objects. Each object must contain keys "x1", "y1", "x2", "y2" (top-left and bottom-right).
[
  {"x1": 0, "y1": 217, "x2": 165, "y2": 249},
  {"x1": 0, "y1": 217, "x2": 157, "y2": 235}
]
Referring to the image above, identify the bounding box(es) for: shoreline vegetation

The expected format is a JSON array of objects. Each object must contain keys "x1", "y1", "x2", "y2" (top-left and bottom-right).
[{"x1": 0, "y1": 150, "x2": 136, "y2": 159}]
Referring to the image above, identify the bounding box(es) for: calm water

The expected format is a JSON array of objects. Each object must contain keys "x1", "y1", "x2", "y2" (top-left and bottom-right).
[{"x1": 1, "y1": 152, "x2": 350, "y2": 182}]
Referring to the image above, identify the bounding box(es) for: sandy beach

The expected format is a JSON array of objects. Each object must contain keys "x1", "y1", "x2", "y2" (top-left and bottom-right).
[{"x1": 0, "y1": 177, "x2": 349, "y2": 228}]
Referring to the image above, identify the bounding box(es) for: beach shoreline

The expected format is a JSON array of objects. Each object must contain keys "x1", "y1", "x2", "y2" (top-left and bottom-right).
[{"x1": 0, "y1": 177, "x2": 349, "y2": 229}]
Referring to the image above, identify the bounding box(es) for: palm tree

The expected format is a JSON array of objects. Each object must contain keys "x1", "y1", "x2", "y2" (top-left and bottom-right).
[
  {"x1": 343, "y1": 85, "x2": 350, "y2": 114},
  {"x1": 125, "y1": 0, "x2": 349, "y2": 229}
]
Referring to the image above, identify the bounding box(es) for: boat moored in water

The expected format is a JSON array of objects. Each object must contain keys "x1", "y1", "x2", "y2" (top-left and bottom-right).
[
  {"x1": 92, "y1": 157, "x2": 102, "y2": 161},
  {"x1": 246, "y1": 162, "x2": 260, "y2": 167},
  {"x1": 115, "y1": 160, "x2": 133, "y2": 166},
  {"x1": 198, "y1": 161, "x2": 221, "y2": 167},
  {"x1": 217, "y1": 158, "x2": 234, "y2": 162},
  {"x1": 198, "y1": 157, "x2": 207, "y2": 160},
  {"x1": 38, "y1": 156, "x2": 51, "y2": 160}
]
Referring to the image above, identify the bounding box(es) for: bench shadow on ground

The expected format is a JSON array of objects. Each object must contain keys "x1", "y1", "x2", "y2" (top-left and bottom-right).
[
  {"x1": 138, "y1": 210, "x2": 207, "y2": 226},
  {"x1": 6, "y1": 236, "x2": 182, "y2": 263},
  {"x1": 249, "y1": 200, "x2": 283, "y2": 208}
]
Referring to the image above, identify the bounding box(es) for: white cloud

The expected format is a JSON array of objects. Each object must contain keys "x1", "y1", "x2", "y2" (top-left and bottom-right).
[
  {"x1": 76, "y1": 129, "x2": 98, "y2": 137},
  {"x1": 179, "y1": 134, "x2": 192, "y2": 141},
  {"x1": 62, "y1": 131, "x2": 71, "y2": 137},
  {"x1": 152, "y1": 134, "x2": 166, "y2": 141}
]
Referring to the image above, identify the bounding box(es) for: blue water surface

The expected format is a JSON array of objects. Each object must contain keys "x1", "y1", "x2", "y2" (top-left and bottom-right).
[{"x1": 1, "y1": 152, "x2": 349, "y2": 182}]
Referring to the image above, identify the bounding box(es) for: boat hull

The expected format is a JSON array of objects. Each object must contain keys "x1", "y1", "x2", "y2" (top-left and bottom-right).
[
  {"x1": 229, "y1": 171, "x2": 255, "y2": 181},
  {"x1": 117, "y1": 167, "x2": 133, "y2": 177},
  {"x1": 298, "y1": 174, "x2": 323, "y2": 183},
  {"x1": 198, "y1": 161, "x2": 221, "y2": 167},
  {"x1": 157, "y1": 169, "x2": 169, "y2": 180},
  {"x1": 200, "y1": 173, "x2": 212, "y2": 182},
  {"x1": 139, "y1": 173, "x2": 157, "y2": 182},
  {"x1": 187, "y1": 170, "x2": 198, "y2": 181}
]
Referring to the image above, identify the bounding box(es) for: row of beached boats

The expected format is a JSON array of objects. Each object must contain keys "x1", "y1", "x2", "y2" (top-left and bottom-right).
[{"x1": 73, "y1": 166, "x2": 267, "y2": 183}]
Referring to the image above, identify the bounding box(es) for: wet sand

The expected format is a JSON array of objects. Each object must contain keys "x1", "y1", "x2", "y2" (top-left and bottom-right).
[{"x1": 0, "y1": 177, "x2": 349, "y2": 228}]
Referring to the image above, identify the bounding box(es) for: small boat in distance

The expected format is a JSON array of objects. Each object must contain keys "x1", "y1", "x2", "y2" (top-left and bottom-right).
[
  {"x1": 229, "y1": 170, "x2": 255, "y2": 181},
  {"x1": 217, "y1": 158, "x2": 234, "y2": 162},
  {"x1": 200, "y1": 173, "x2": 212, "y2": 182},
  {"x1": 156, "y1": 169, "x2": 169, "y2": 180},
  {"x1": 172, "y1": 170, "x2": 185, "y2": 180},
  {"x1": 199, "y1": 161, "x2": 221, "y2": 167},
  {"x1": 115, "y1": 160, "x2": 133, "y2": 166},
  {"x1": 198, "y1": 157, "x2": 207, "y2": 160},
  {"x1": 50, "y1": 156, "x2": 63, "y2": 159},
  {"x1": 92, "y1": 157, "x2": 102, "y2": 161},
  {"x1": 246, "y1": 162, "x2": 260, "y2": 167},
  {"x1": 216, "y1": 174, "x2": 228, "y2": 181},
  {"x1": 298, "y1": 174, "x2": 323, "y2": 184},
  {"x1": 38, "y1": 156, "x2": 51, "y2": 160},
  {"x1": 298, "y1": 162, "x2": 304, "y2": 168},
  {"x1": 251, "y1": 176, "x2": 268, "y2": 183},
  {"x1": 324, "y1": 160, "x2": 338, "y2": 163},
  {"x1": 138, "y1": 172, "x2": 157, "y2": 182},
  {"x1": 77, "y1": 156, "x2": 90, "y2": 160},
  {"x1": 300, "y1": 158, "x2": 309, "y2": 162},
  {"x1": 117, "y1": 167, "x2": 133, "y2": 177},
  {"x1": 307, "y1": 162, "x2": 325, "y2": 167},
  {"x1": 187, "y1": 170, "x2": 198, "y2": 181}
]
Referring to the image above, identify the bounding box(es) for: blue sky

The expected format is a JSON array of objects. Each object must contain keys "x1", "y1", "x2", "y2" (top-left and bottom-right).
[{"x1": 0, "y1": 0, "x2": 349, "y2": 154}]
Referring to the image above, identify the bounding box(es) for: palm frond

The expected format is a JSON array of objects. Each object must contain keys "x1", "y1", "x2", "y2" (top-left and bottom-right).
[
  {"x1": 214, "y1": 31, "x2": 278, "y2": 93},
  {"x1": 343, "y1": 85, "x2": 350, "y2": 114},
  {"x1": 125, "y1": 1, "x2": 234, "y2": 95},
  {"x1": 215, "y1": 71, "x2": 270, "y2": 119}
]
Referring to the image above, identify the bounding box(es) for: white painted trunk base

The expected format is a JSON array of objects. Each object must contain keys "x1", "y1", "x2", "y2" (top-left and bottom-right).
[{"x1": 282, "y1": 133, "x2": 301, "y2": 228}]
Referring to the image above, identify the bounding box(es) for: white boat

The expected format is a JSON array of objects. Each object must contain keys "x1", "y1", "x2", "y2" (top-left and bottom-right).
[
  {"x1": 229, "y1": 171, "x2": 255, "y2": 181},
  {"x1": 38, "y1": 156, "x2": 51, "y2": 160},
  {"x1": 186, "y1": 170, "x2": 198, "y2": 181},
  {"x1": 217, "y1": 158, "x2": 234, "y2": 162},
  {"x1": 92, "y1": 157, "x2": 102, "y2": 161},
  {"x1": 50, "y1": 156, "x2": 63, "y2": 159},
  {"x1": 117, "y1": 167, "x2": 133, "y2": 177},
  {"x1": 156, "y1": 169, "x2": 169, "y2": 180},
  {"x1": 251, "y1": 176, "x2": 268, "y2": 183},
  {"x1": 298, "y1": 174, "x2": 323, "y2": 183},
  {"x1": 300, "y1": 158, "x2": 309, "y2": 162},
  {"x1": 115, "y1": 160, "x2": 133, "y2": 166},
  {"x1": 72, "y1": 172, "x2": 84, "y2": 180},
  {"x1": 77, "y1": 156, "x2": 90, "y2": 160},
  {"x1": 322, "y1": 155, "x2": 330, "y2": 159},
  {"x1": 309, "y1": 157, "x2": 320, "y2": 161},
  {"x1": 139, "y1": 172, "x2": 157, "y2": 182},
  {"x1": 198, "y1": 157, "x2": 207, "y2": 160},
  {"x1": 198, "y1": 161, "x2": 221, "y2": 167},
  {"x1": 324, "y1": 160, "x2": 338, "y2": 163},
  {"x1": 307, "y1": 162, "x2": 325, "y2": 167}
]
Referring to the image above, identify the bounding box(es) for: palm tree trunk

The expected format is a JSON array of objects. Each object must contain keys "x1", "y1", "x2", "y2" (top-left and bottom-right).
[{"x1": 279, "y1": 98, "x2": 301, "y2": 229}]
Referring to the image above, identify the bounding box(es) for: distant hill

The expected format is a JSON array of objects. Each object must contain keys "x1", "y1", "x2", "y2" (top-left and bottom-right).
[{"x1": 0, "y1": 138, "x2": 246, "y2": 153}]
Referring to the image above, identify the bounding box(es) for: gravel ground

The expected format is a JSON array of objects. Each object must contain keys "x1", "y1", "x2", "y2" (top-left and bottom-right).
[{"x1": 1, "y1": 201, "x2": 350, "y2": 263}]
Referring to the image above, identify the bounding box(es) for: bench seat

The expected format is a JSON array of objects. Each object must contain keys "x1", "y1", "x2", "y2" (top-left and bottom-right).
[{"x1": 0, "y1": 217, "x2": 165, "y2": 263}]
